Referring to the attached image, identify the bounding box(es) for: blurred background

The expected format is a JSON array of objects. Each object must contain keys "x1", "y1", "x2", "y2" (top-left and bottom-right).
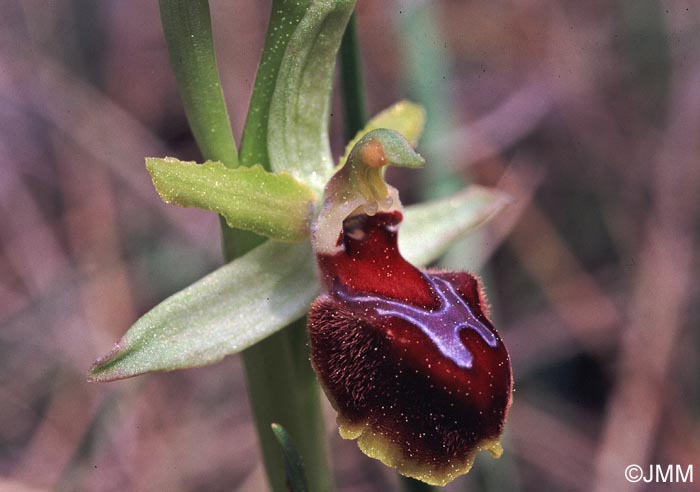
[{"x1": 1, "y1": 1, "x2": 699, "y2": 491}]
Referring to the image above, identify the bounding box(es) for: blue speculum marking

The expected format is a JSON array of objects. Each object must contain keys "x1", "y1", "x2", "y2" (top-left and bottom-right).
[{"x1": 337, "y1": 274, "x2": 498, "y2": 369}]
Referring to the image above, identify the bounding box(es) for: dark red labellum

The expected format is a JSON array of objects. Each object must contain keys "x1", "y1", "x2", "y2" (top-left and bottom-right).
[{"x1": 309, "y1": 211, "x2": 513, "y2": 485}]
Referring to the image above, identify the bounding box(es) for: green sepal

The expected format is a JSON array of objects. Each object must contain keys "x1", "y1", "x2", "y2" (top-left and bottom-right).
[
  {"x1": 400, "y1": 185, "x2": 512, "y2": 267},
  {"x1": 146, "y1": 157, "x2": 315, "y2": 242},
  {"x1": 238, "y1": 0, "x2": 312, "y2": 170},
  {"x1": 88, "y1": 241, "x2": 317, "y2": 382}
]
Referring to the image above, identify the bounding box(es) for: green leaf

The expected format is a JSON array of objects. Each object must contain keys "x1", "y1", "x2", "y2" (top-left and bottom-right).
[
  {"x1": 146, "y1": 157, "x2": 315, "y2": 242},
  {"x1": 338, "y1": 100, "x2": 426, "y2": 169},
  {"x1": 267, "y1": 0, "x2": 356, "y2": 194},
  {"x1": 239, "y1": 0, "x2": 312, "y2": 170},
  {"x1": 271, "y1": 423, "x2": 310, "y2": 492},
  {"x1": 401, "y1": 186, "x2": 511, "y2": 267},
  {"x1": 159, "y1": 0, "x2": 238, "y2": 167},
  {"x1": 88, "y1": 241, "x2": 318, "y2": 382}
]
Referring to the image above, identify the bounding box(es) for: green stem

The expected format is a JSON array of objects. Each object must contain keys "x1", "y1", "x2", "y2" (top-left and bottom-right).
[
  {"x1": 159, "y1": 0, "x2": 238, "y2": 167},
  {"x1": 159, "y1": 1, "x2": 346, "y2": 490},
  {"x1": 339, "y1": 13, "x2": 366, "y2": 140},
  {"x1": 241, "y1": 321, "x2": 330, "y2": 492},
  {"x1": 238, "y1": 2, "x2": 333, "y2": 491},
  {"x1": 158, "y1": 2, "x2": 330, "y2": 491},
  {"x1": 159, "y1": 0, "x2": 257, "y2": 265}
]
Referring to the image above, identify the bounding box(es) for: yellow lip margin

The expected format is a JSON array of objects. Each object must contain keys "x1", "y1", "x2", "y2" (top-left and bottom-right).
[
  {"x1": 315, "y1": 372, "x2": 505, "y2": 487},
  {"x1": 336, "y1": 413, "x2": 503, "y2": 486}
]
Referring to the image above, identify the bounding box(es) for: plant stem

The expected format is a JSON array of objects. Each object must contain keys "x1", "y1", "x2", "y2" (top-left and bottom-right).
[
  {"x1": 242, "y1": 320, "x2": 330, "y2": 492},
  {"x1": 237, "y1": 2, "x2": 335, "y2": 491},
  {"x1": 158, "y1": 2, "x2": 328, "y2": 491},
  {"x1": 339, "y1": 13, "x2": 366, "y2": 140},
  {"x1": 159, "y1": 0, "x2": 238, "y2": 167},
  {"x1": 159, "y1": 1, "x2": 340, "y2": 490}
]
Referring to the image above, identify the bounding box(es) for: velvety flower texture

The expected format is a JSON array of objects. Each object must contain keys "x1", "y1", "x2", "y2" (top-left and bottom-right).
[{"x1": 308, "y1": 130, "x2": 513, "y2": 486}]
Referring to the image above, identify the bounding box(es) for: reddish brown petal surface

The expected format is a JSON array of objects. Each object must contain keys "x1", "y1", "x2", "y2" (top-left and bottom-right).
[{"x1": 309, "y1": 212, "x2": 512, "y2": 485}]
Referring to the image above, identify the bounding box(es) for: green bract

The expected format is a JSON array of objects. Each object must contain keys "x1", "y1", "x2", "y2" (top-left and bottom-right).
[
  {"x1": 238, "y1": 0, "x2": 313, "y2": 170},
  {"x1": 266, "y1": 0, "x2": 356, "y2": 194}
]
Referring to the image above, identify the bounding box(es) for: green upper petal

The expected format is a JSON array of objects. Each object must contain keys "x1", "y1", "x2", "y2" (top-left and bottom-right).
[{"x1": 147, "y1": 157, "x2": 315, "y2": 242}]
